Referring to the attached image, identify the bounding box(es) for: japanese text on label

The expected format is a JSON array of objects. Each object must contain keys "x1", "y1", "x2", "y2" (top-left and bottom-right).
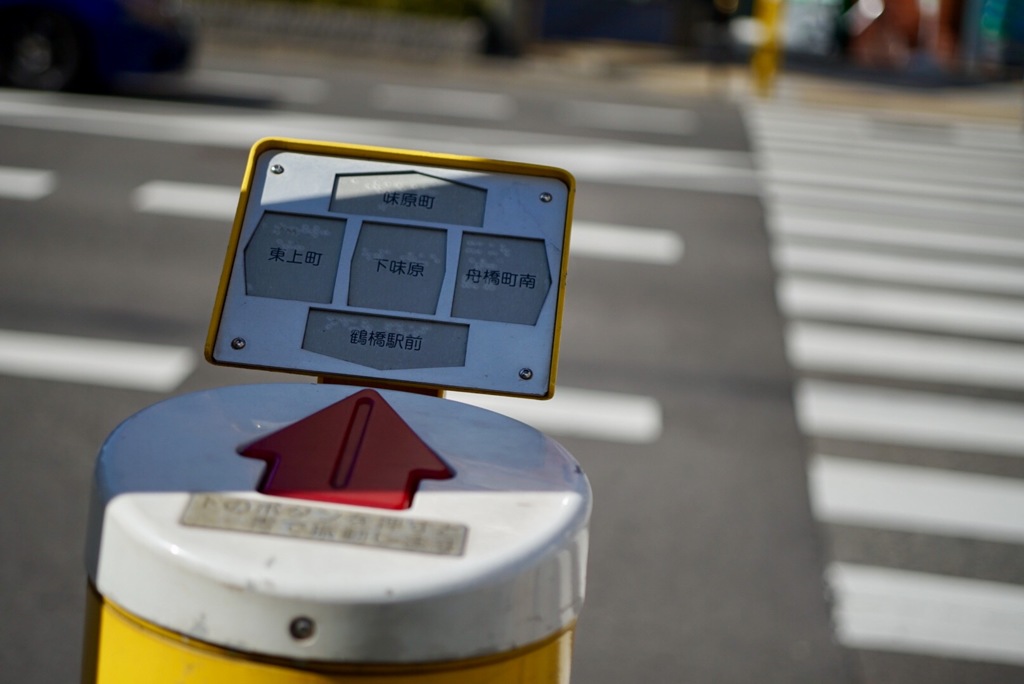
[
  {"x1": 464, "y1": 269, "x2": 537, "y2": 288},
  {"x1": 382, "y1": 192, "x2": 436, "y2": 209},
  {"x1": 269, "y1": 248, "x2": 323, "y2": 266},
  {"x1": 181, "y1": 493, "x2": 468, "y2": 556},
  {"x1": 349, "y1": 329, "x2": 423, "y2": 351},
  {"x1": 376, "y1": 259, "x2": 425, "y2": 277}
]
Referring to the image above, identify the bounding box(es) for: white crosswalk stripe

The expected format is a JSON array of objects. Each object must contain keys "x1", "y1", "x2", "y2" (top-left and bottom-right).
[
  {"x1": 810, "y1": 455, "x2": 1024, "y2": 545},
  {"x1": 769, "y1": 208, "x2": 1024, "y2": 256},
  {"x1": 828, "y1": 563, "x2": 1024, "y2": 667},
  {"x1": 778, "y1": 276, "x2": 1024, "y2": 340},
  {"x1": 451, "y1": 387, "x2": 663, "y2": 444},
  {"x1": 0, "y1": 329, "x2": 195, "y2": 392},
  {"x1": 133, "y1": 180, "x2": 239, "y2": 221},
  {"x1": 748, "y1": 99, "x2": 1024, "y2": 669},
  {"x1": 0, "y1": 90, "x2": 759, "y2": 196},
  {"x1": 370, "y1": 84, "x2": 516, "y2": 121},
  {"x1": 0, "y1": 165, "x2": 56, "y2": 200},
  {"x1": 788, "y1": 323, "x2": 1024, "y2": 391},
  {"x1": 558, "y1": 100, "x2": 699, "y2": 135},
  {"x1": 188, "y1": 70, "x2": 331, "y2": 105},
  {"x1": 796, "y1": 379, "x2": 1024, "y2": 458},
  {"x1": 569, "y1": 220, "x2": 684, "y2": 265},
  {"x1": 774, "y1": 243, "x2": 1024, "y2": 295}
]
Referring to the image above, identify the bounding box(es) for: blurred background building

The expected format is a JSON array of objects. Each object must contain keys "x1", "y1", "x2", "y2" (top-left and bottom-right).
[
  {"x1": 1, "y1": 0, "x2": 1020, "y2": 92},
  {"x1": 186, "y1": 0, "x2": 1024, "y2": 79},
  {"x1": 534, "y1": 0, "x2": 1023, "y2": 76}
]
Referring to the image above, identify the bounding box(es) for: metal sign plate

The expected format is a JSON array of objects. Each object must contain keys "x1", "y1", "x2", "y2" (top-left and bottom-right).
[{"x1": 206, "y1": 138, "x2": 574, "y2": 398}]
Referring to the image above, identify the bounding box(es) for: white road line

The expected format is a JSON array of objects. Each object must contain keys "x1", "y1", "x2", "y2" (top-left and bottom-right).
[
  {"x1": 130, "y1": 181, "x2": 685, "y2": 265},
  {"x1": 370, "y1": 84, "x2": 516, "y2": 121},
  {"x1": 133, "y1": 181, "x2": 238, "y2": 221},
  {"x1": 751, "y1": 125, "x2": 1024, "y2": 167},
  {"x1": 751, "y1": 116, "x2": 1024, "y2": 148},
  {"x1": 768, "y1": 181, "x2": 1022, "y2": 226},
  {"x1": 749, "y1": 107, "x2": 1024, "y2": 155},
  {"x1": 778, "y1": 277, "x2": 1024, "y2": 340},
  {"x1": 507, "y1": 143, "x2": 758, "y2": 194},
  {"x1": 795, "y1": 380, "x2": 1024, "y2": 458},
  {"x1": 760, "y1": 150, "x2": 1024, "y2": 195},
  {"x1": 559, "y1": 101, "x2": 699, "y2": 135},
  {"x1": 765, "y1": 167, "x2": 1024, "y2": 209},
  {"x1": 0, "y1": 92, "x2": 758, "y2": 196},
  {"x1": 0, "y1": 166, "x2": 56, "y2": 200},
  {"x1": 0, "y1": 90, "x2": 494, "y2": 148},
  {"x1": 769, "y1": 210, "x2": 1024, "y2": 257},
  {"x1": 810, "y1": 455, "x2": 1024, "y2": 544},
  {"x1": 771, "y1": 198, "x2": 1024, "y2": 238},
  {"x1": 956, "y1": 125, "x2": 1024, "y2": 150},
  {"x1": 189, "y1": 70, "x2": 330, "y2": 105},
  {"x1": 0, "y1": 329, "x2": 196, "y2": 392},
  {"x1": 449, "y1": 386, "x2": 662, "y2": 444},
  {"x1": 774, "y1": 244, "x2": 1024, "y2": 295},
  {"x1": 828, "y1": 562, "x2": 1024, "y2": 667},
  {"x1": 572, "y1": 220, "x2": 683, "y2": 264},
  {"x1": 787, "y1": 323, "x2": 1024, "y2": 391}
]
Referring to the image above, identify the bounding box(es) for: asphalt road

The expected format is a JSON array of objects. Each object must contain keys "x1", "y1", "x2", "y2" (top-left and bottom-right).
[{"x1": 0, "y1": 43, "x2": 1021, "y2": 683}]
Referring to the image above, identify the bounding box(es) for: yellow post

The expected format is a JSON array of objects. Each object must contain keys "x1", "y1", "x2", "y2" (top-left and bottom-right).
[
  {"x1": 84, "y1": 587, "x2": 573, "y2": 683},
  {"x1": 752, "y1": 0, "x2": 785, "y2": 97}
]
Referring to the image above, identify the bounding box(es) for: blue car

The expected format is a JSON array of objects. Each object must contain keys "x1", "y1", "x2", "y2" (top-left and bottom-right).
[{"x1": 0, "y1": 0, "x2": 194, "y2": 90}]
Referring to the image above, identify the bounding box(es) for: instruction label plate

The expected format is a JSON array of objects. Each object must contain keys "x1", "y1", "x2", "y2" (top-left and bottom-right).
[{"x1": 181, "y1": 493, "x2": 468, "y2": 556}]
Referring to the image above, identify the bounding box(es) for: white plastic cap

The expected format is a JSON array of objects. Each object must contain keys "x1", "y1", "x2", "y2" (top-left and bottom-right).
[{"x1": 87, "y1": 384, "x2": 590, "y2": 663}]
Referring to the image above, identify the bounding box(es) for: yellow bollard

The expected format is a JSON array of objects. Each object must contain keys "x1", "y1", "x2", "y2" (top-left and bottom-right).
[
  {"x1": 85, "y1": 587, "x2": 573, "y2": 683},
  {"x1": 752, "y1": 0, "x2": 785, "y2": 97}
]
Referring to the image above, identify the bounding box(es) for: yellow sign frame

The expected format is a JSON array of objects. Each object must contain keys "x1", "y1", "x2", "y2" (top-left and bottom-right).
[{"x1": 205, "y1": 138, "x2": 575, "y2": 399}]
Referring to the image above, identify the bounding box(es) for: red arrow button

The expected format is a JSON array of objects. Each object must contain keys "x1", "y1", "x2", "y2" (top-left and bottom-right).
[{"x1": 240, "y1": 389, "x2": 453, "y2": 510}]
